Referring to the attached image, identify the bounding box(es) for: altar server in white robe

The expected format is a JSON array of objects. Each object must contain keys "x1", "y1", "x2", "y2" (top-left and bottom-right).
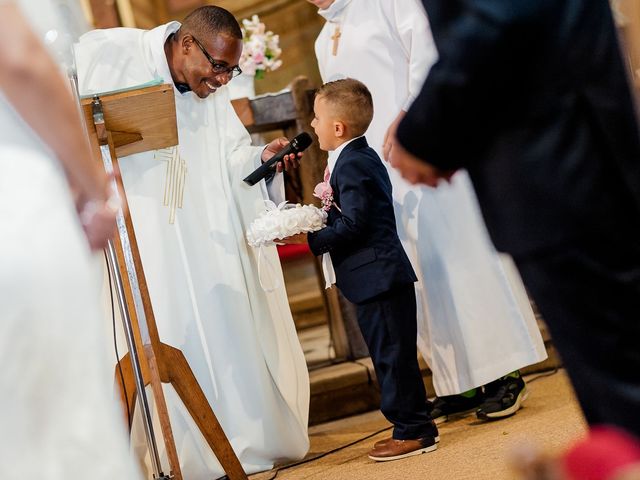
[
  {"x1": 0, "y1": 1, "x2": 142, "y2": 478},
  {"x1": 74, "y1": 6, "x2": 309, "y2": 479},
  {"x1": 310, "y1": 0, "x2": 547, "y2": 421}
]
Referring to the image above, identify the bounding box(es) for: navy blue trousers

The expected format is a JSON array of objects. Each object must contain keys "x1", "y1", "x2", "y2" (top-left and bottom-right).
[{"x1": 356, "y1": 283, "x2": 433, "y2": 439}]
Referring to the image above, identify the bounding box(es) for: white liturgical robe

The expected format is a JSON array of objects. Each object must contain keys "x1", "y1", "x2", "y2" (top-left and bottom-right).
[
  {"x1": 314, "y1": 0, "x2": 547, "y2": 395},
  {"x1": 75, "y1": 22, "x2": 309, "y2": 478},
  {"x1": 0, "y1": 1, "x2": 141, "y2": 478}
]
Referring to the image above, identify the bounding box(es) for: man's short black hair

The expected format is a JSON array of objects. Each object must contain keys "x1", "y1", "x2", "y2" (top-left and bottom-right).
[{"x1": 181, "y1": 6, "x2": 242, "y2": 40}]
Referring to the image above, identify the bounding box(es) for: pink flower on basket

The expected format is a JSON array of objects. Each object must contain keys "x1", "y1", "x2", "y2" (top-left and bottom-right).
[{"x1": 314, "y1": 167, "x2": 334, "y2": 211}]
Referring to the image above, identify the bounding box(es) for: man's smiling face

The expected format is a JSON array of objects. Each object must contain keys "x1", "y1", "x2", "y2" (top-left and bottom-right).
[{"x1": 181, "y1": 33, "x2": 242, "y2": 99}]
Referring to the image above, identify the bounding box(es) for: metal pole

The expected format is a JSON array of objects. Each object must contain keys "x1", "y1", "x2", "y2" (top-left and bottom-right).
[{"x1": 104, "y1": 239, "x2": 166, "y2": 479}]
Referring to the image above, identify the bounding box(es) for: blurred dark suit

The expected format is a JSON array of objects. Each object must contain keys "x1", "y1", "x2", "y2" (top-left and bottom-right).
[{"x1": 397, "y1": 0, "x2": 640, "y2": 435}]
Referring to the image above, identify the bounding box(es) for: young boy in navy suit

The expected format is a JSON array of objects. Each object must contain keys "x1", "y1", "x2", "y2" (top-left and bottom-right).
[{"x1": 281, "y1": 78, "x2": 438, "y2": 461}]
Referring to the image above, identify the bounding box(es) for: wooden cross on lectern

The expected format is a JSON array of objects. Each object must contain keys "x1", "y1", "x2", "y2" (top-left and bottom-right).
[{"x1": 82, "y1": 84, "x2": 247, "y2": 480}]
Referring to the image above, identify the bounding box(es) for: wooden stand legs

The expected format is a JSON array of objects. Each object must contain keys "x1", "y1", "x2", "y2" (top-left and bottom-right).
[{"x1": 115, "y1": 343, "x2": 247, "y2": 480}]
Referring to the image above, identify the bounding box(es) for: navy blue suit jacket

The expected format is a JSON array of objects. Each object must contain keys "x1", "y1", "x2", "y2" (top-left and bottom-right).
[
  {"x1": 398, "y1": 0, "x2": 640, "y2": 257},
  {"x1": 307, "y1": 137, "x2": 417, "y2": 304}
]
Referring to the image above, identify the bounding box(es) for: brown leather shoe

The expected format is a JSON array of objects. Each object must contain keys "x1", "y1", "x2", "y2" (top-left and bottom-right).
[
  {"x1": 373, "y1": 437, "x2": 394, "y2": 449},
  {"x1": 374, "y1": 434, "x2": 440, "y2": 449},
  {"x1": 368, "y1": 436, "x2": 437, "y2": 462}
]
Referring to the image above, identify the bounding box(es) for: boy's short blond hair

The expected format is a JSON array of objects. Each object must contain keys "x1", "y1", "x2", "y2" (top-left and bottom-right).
[{"x1": 316, "y1": 78, "x2": 374, "y2": 138}]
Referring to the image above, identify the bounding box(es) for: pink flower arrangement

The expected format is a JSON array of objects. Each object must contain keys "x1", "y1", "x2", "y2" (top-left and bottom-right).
[
  {"x1": 313, "y1": 168, "x2": 334, "y2": 211},
  {"x1": 239, "y1": 15, "x2": 283, "y2": 79}
]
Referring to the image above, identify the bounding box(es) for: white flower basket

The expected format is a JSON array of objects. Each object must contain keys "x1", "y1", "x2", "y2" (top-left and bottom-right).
[
  {"x1": 247, "y1": 200, "x2": 327, "y2": 248},
  {"x1": 246, "y1": 201, "x2": 327, "y2": 292}
]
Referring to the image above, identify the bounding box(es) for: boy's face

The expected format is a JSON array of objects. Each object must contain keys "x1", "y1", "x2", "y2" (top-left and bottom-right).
[
  {"x1": 306, "y1": 0, "x2": 335, "y2": 9},
  {"x1": 311, "y1": 96, "x2": 340, "y2": 151}
]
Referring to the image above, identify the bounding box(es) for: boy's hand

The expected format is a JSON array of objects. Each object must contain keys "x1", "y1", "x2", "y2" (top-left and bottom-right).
[{"x1": 277, "y1": 233, "x2": 308, "y2": 245}]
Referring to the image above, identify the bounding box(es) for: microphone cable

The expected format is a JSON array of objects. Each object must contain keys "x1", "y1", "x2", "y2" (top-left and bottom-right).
[{"x1": 262, "y1": 425, "x2": 393, "y2": 480}]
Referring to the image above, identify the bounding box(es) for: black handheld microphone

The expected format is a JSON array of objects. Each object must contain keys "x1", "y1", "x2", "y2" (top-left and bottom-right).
[{"x1": 243, "y1": 132, "x2": 313, "y2": 186}]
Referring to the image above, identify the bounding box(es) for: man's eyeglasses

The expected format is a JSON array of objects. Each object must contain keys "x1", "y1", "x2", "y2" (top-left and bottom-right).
[{"x1": 191, "y1": 35, "x2": 242, "y2": 80}]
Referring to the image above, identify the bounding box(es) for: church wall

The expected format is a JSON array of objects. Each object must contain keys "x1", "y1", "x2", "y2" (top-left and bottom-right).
[{"x1": 615, "y1": 0, "x2": 640, "y2": 89}]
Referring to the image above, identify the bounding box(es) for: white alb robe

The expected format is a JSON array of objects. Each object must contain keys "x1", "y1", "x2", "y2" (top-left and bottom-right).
[
  {"x1": 75, "y1": 22, "x2": 309, "y2": 479},
  {"x1": 314, "y1": 0, "x2": 547, "y2": 395},
  {"x1": 0, "y1": 1, "x2": 141, "y2": 478}
]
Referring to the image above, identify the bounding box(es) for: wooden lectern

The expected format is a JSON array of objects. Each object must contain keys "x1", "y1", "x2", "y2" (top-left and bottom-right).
[{"x1": 81, "y1": 84, "x2": 247, "y2": 480}]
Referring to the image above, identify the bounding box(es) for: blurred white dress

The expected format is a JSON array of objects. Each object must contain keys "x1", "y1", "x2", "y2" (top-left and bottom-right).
[
  {"x1": 314, "y1": 0, "x2": 547, "y2": 395},
  {"x1": 0, "y1": 1, "x2": 141, "y2": 478}
]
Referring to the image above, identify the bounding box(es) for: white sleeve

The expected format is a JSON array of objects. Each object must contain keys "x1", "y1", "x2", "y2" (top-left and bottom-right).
[
  {"x1": 258, "y1": 144, "x2": 286, "y2": 204},
  {"x1": 387, "y1": 0, "x2": 439, "y2": 110},
  {"x1": 224, "y1": 99, "x2": 263, "y2": 181},
  {"x1": 314, "y1": 24, "x2": 330, "y2": 82},
  {"x1": 225, "y1": 99, "x2": 286, "y2": 204},
  {"x1": 265, "y1": 172, "x2": 285, "y2": 204}
]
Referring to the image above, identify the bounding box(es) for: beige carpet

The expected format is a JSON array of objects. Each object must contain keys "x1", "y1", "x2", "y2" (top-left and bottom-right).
[{"x1": 250, "y1": 370, "x2": 587, "y2": 480}]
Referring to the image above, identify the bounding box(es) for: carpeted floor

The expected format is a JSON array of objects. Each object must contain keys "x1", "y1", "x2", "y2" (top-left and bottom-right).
[{"x1": 250, "y1": 369, "x2": 586, "y2": 480}]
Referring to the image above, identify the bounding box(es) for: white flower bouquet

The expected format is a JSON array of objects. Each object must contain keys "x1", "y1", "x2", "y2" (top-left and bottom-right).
[
  {"x1": 247, "y1": 201, "x2": 327, "y2": 248},
  {"x1": 239, "y1": 15, "x2": 283, "y2": 79}
]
